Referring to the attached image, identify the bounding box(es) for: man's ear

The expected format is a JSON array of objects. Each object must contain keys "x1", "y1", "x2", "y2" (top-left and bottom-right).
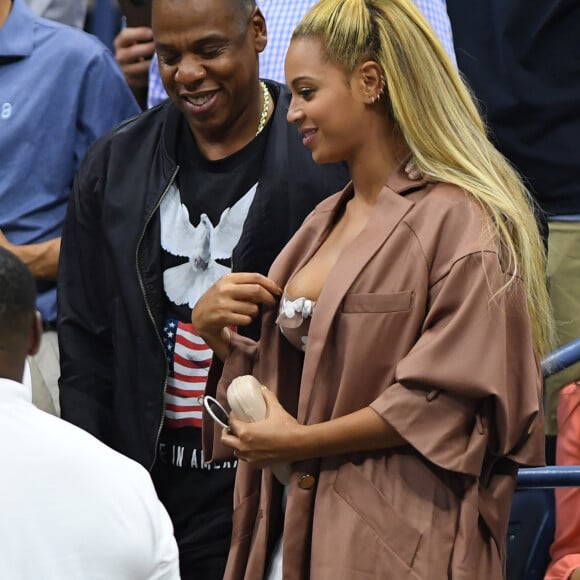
[
  {"x1": 28, "y1": 311, "x2": 42, "y2": 357},
  {"x1": 251, "y1": 7, "x2": 268, "y2": 54}
]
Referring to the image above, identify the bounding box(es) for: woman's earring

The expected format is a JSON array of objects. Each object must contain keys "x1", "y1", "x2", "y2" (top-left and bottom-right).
[
  {"x1": 405, "y1": 159, "x2": 421, "y2": 180},
  {"x1": 367, "y1": 76, "x2": 386, "y2": 105}
]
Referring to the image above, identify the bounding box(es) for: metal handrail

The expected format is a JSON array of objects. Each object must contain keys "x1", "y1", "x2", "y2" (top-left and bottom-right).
[
  {"x1": 541, "y1": 338, "x2": 580, "y2": 378},
  {"x1": 517, "y1": 466, "x2": 580, "y2": 489}
]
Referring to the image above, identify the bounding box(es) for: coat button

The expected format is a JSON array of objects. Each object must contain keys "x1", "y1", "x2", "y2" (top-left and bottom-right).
[{"x1": 297, "y1": 474, "x2": 316, "y2": 490}]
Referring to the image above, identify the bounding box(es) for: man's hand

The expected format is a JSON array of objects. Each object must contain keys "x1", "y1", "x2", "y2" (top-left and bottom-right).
[
  {"x1": 114, "y1": 27, "x2": 155, "y2": 106},
  {"x1": 191, "y1": 273, "x2": 282, "y2": 361},
  {"x1": 0, "y1": 229, "x2": 61, "y2": 280}
]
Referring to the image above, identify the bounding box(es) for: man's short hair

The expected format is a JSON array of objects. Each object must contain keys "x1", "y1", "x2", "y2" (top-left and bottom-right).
[
  {"x1": 0, "y1": 247, "x2": 36, "y2": 335},
  {"x1": 227, "y1": 0, "x2": 256, "y2": 18},
  {"x1": 240, "y1": 0, "x2": 256, "y2": 10},
  {"x1": 160, "y1": 0, "x2": 256, "y2": 12}
]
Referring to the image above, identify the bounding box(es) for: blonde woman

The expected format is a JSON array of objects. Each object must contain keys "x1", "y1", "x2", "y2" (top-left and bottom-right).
[{"x1": 193, "y1": 0, "x2": 554, "y2": 577}]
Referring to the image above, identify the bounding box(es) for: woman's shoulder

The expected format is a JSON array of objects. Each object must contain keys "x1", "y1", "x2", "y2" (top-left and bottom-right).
[
  {"x1": 407, "y1": 181, "x2": 496, "y2": 243},
  {"x1": 403, "y1": 181, "x2": 501, "y2": 274},
  {"x1": 409, "y1": 180, "x2": 485, "y2": 221}
]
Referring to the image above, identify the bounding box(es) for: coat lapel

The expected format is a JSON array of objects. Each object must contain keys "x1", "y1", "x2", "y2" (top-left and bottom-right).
[{"x1": 297, "y1": 171, "x2": 423, "y2": 423}]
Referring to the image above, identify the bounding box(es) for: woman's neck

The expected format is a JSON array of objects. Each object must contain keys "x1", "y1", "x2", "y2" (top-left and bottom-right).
[{"x1": 348, "y1": 124, "x2": 409, "y2": 204}]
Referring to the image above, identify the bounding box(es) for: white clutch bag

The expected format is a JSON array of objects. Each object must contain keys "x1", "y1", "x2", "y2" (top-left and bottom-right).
[{"x1": 227, "y1": 375, "x2": 292, "y2": 485}]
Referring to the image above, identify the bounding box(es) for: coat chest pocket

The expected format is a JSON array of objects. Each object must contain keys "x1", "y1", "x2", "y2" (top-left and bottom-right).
[{"x1": 341, "y1": 291, "x2": 414, "y2": 314}]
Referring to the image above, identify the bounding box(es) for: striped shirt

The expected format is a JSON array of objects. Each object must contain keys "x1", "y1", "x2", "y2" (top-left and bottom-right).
[{"x1": 147, "y1": 0, "x2": 456, "y2": 107}]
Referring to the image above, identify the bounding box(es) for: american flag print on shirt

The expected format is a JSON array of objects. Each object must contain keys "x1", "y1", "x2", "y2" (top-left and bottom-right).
[{"x1": 163, "y1": 319, "x2": 212, "y2": 428}]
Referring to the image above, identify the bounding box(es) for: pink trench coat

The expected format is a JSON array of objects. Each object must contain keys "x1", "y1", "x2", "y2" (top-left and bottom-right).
[{"x1": 203, "y1": 166, "x2": 545, "y2": 579}]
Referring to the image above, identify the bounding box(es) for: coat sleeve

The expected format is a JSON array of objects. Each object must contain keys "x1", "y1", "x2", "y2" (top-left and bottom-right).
[
  {"x1": 57, "y1": 141, "x2": 116, "y2": 444},
  {"x1": 202, "y1": 332, "x2": 260, "y2": 463},
  {"x1": 371, "y1": 251, "x2": 545, "y2": 477}
]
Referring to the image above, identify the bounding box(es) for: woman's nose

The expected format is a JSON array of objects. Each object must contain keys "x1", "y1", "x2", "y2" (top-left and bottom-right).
[{"x1": 287, "y1": 98, "x2": 304, "y2": 124}]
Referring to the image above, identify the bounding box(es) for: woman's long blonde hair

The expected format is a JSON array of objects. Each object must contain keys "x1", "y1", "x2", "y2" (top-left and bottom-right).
[{"x1": 293, "y1": 0, "x2": 555, "y2": 356}]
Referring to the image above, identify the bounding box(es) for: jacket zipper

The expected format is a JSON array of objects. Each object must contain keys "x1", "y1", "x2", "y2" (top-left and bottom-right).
[{"x1": 135, "y1": 166, "x2": 180, "y2": 471}]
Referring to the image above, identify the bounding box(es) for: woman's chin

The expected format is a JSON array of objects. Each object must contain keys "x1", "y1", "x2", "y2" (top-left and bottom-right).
[{"x1": 310, "y1": 149, "x2": 341, "y2": 166}]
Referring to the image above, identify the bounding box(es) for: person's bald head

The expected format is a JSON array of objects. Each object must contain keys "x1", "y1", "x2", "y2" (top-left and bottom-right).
[{"x1": 0, "y1": 247, "x2": 41, "y2": 381}]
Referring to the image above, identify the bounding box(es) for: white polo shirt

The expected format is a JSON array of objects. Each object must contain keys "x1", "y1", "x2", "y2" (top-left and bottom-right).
[{"x1": 0, "y1": 378, "x2": 180, "y2": 579}]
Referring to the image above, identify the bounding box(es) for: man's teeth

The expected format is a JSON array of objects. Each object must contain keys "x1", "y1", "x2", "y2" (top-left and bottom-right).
[{"x1": 187, "y1": 93, "x2": 215, "y2": 106}]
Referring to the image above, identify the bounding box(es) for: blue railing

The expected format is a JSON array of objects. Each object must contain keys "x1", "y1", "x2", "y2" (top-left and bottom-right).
[
  {"x1": 516, "y1": 338, "x2": 580, "y2": 488},
  {"x1": 541, "y1": 337, "x2": 580, "y2": 378},
  {"x1": 508, "y1": 339, "x2": 580, "y2": 580},
  {"x1": 517, "y1": 466, "x2": 580, "y2": 489}
]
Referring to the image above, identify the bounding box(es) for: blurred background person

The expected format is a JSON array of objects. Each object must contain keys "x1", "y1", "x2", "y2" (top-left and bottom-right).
[
  {"x1": 0, "y1": 0, "x2": 140, "y2": 415},
  {"x1": 114, "y1": 0, "x2": 155, "y2": 108},
  {"x1": 114, "y1": 23, "x2": 154, "y2": 107},
  {"x1": 446, "y1": 0, "x2": 580, "y2": 445},
  {"x1": 545, "y1": 382, "x2": 580, "y2": 580}
]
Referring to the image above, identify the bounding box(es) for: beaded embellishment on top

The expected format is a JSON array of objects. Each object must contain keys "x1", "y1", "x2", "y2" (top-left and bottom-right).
[{"x1": 276, "y1": 294, "x2": 316, "y2": 352}]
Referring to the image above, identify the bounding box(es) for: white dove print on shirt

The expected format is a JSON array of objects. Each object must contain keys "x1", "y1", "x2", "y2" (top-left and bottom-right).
[{"x1": 160, "y1": 182, "x2": 258, "y2": 308}]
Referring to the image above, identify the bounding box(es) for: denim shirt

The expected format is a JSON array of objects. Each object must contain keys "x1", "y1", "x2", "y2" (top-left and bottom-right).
[{"x1": 0, "y1": 0, "x2": 139, "y2": 322}]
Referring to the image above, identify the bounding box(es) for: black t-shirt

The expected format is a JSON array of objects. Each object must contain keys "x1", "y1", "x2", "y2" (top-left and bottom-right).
[
  {"x1": 162, "y1": 115, "x2": 269, "y2": 318},
  {"x1": 160, "y1": 112, "x2": 269, "y2": 428},
  {"x1": 154, "y1": 114, "x2": 270, "y2": 554},
  {"x1": 447, "y1": 0, "x2": 580, "y2": 216}
]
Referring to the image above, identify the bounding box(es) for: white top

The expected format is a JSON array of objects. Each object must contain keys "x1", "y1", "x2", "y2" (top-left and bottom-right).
[
  {"x1": 21, "y1": 361, "x2": 31, "y2": 393},
  {"x1": 0, "y1": 377, "x2": 181, "y2": 580}
]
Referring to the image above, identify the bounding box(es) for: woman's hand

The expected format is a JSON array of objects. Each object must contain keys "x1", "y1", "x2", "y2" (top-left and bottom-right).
[
  {"x1": 221, "y1": 388, "x2": 305, "y2": 467},
  {"x1": 191, "y1": 273, "x2": 281, "y2": 360},
  {"x1": 222, "y1": 390, "x2": 406, "y2": 467}
]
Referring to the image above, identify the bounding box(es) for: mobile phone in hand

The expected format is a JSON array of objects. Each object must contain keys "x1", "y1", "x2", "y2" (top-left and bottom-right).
[{"x1": 119, "y1": 0, "x2": 151, "y2": 27}]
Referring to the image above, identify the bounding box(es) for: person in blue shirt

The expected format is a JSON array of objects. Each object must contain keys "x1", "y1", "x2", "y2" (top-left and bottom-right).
[{"x1": 0, "y1": 0, "x2": 140, "y2": 415}]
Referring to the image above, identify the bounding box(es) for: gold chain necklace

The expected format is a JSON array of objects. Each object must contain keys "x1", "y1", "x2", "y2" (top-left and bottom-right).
[{"x1": 256, "y1": 81, "x2": 270, "y2": 136}]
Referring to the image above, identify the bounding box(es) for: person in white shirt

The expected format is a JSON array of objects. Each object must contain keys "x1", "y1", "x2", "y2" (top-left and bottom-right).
[{"x1": 0, "y1": 246, "x2": 181, "y2": 580}]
